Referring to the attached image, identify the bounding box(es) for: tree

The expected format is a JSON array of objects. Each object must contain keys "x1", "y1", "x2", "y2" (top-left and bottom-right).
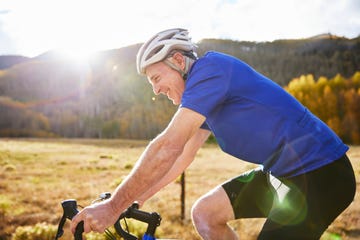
[{"x1": 286, "y1": 72, "x2": 360, "y2": 144}]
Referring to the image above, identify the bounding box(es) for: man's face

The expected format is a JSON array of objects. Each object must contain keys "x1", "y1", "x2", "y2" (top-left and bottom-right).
[{"x1": 145, "y1": 58, "x2": 185, "y2": 105}]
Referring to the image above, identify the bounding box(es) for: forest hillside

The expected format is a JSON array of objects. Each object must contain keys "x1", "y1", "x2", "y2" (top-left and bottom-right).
[{"x1": 0, "y1": 34, "x2": 359, "y2": 141}]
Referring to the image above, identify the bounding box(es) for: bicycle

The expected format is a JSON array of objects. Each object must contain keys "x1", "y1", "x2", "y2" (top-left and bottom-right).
[{"x1": 54, "y1": 192, "x2": 162, "y2": 240}]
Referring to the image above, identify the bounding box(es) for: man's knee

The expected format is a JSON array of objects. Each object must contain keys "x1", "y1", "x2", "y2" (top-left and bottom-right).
[
  {"x1": 191, "y1": 186, "x2": 234, "y2": 227},
  {"x1": 191, "y1": 194, "x2": 211, "y2": 226},
  {"x1": 191, "y1": 186, "x2": 238, "y2": 239}
]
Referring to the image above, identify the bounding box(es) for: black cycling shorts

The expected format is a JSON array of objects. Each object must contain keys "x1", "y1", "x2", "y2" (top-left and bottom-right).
[{"x1": 222, "y1": 154, "x2": 356, "y2": 239}]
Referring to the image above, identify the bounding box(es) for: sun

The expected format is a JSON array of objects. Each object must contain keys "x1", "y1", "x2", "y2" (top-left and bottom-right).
[
  {"x1": 5, "y1": 0, "x2": 154, "y2": 59},
  {"x1": 6, "y1": 0, "x2": 130, "y2": 59}
]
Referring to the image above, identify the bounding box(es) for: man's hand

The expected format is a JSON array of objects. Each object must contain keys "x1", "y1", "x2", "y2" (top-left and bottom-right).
[{"x1": 70, "y1": 199, "x2": 119, "y2": 234}]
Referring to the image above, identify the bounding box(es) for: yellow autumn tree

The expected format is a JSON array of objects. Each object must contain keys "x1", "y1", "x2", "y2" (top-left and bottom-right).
[{"x1": 286, "y1": 71, "x2": 360, "y2": 144}]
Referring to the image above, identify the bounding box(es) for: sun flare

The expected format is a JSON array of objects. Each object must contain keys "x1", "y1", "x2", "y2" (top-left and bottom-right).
[{"x1": 55, "y1": 46, "x2": 96, "y2": 63}]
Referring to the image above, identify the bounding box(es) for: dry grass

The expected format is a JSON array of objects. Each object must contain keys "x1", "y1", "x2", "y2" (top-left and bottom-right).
[{"x1": 0, "y1": 138, "x2": 359, "y2": 239}]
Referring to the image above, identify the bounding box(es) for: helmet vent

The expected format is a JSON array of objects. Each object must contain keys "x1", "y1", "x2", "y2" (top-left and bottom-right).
[
  {"x1": 160, "y1": 32, "x2": 177, "y2": 41},
  {"x1": 146, "y1": 45, "x2": 165, "y2": 61}
]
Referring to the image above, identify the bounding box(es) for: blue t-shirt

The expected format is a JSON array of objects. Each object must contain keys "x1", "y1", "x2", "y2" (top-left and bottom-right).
[{"x1": 180, "y1": 51, "x2": 348, "y2": 177}]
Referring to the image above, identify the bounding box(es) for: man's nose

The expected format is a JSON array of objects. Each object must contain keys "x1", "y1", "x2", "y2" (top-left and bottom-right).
[{"x1": 153, "y1": 85, "x2": 161, "y2": 95}]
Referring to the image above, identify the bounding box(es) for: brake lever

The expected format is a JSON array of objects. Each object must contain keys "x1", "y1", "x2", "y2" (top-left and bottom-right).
[{"x1": 54, "y1": 199, "x2": 84, "y2": 240}]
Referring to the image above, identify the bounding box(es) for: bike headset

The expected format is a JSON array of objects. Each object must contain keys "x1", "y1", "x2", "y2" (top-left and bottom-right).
[{"x1": 136, "y1": 28, "x2": 198, "y2": 80}]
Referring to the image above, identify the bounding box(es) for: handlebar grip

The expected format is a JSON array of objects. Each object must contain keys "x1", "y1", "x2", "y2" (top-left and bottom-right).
[{"x1": 74, "y1": 221, "x2": 84, "y2": 240}]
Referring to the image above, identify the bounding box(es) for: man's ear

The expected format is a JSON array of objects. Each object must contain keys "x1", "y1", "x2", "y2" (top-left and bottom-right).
[{"x1": 171, "y1": 52, "x2": 186, "y2": 70}]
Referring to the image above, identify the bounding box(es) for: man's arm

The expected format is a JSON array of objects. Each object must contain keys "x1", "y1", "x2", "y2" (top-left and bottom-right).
[
  {"x1": 71, "y1": 107, "x2": 206, "y2": 233},
  {"x1": 110, "y1": 107, "x2": 206, "y2": 213},
  {"x1": 137, "y1": 127, "x2": 211, "y2": 204}
]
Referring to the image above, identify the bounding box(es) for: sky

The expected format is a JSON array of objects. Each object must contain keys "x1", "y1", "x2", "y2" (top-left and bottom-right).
[{"x1": 0, "y1": 0, "x2": 359, "y2": 58}]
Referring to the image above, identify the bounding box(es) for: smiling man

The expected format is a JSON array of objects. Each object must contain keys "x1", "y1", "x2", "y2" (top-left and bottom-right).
[{"x1": 71, "y1": 28, "x2": 356, "y2": 240}]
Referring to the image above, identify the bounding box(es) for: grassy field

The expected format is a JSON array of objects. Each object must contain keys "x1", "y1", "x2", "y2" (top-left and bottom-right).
[{"x1": 0, "y1": 138, "x2": 359, "y2": 239}]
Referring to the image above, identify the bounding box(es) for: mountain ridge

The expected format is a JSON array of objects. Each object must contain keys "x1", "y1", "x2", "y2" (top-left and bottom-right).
[{"x1": 0, "y1": 33, "x2": 358, "y2": 70}]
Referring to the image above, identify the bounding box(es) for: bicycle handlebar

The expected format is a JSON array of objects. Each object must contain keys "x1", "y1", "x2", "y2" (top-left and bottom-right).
[
  {"x1": 114, "y1": 202, "x2": 161, "y2": 240},
  {"x1": 54, "y1": 194, "x2": 161, "y2": 240}
]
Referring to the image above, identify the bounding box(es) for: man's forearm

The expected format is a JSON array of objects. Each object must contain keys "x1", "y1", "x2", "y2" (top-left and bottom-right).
[
  {"x1": 109, "y1": 134, "x2": 183, "y2": 215},
  {"x1": 137, "y1": 129, "x2": 210, "y2": 204},
  {"x1": 137, "y1": 155, "x2": 192, "y2": 205}
]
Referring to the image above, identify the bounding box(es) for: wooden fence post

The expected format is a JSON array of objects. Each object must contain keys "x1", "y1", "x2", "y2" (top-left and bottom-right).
[{"x1": 180, "y1": 171, "x2": 185, "y2": 220}]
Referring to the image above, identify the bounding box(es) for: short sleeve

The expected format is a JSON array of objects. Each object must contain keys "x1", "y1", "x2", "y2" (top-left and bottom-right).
[
  {"x1": 180, "y1": 54, "x2": 230, "y2": 118},
  {"x1": 200, "y1": 121, "x2": 211, "y2": 130}
]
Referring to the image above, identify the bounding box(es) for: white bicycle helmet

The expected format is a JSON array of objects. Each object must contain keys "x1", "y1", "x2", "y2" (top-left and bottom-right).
[{"x1": 136, "y1": 28, "x2": 197, "y2": 76}]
